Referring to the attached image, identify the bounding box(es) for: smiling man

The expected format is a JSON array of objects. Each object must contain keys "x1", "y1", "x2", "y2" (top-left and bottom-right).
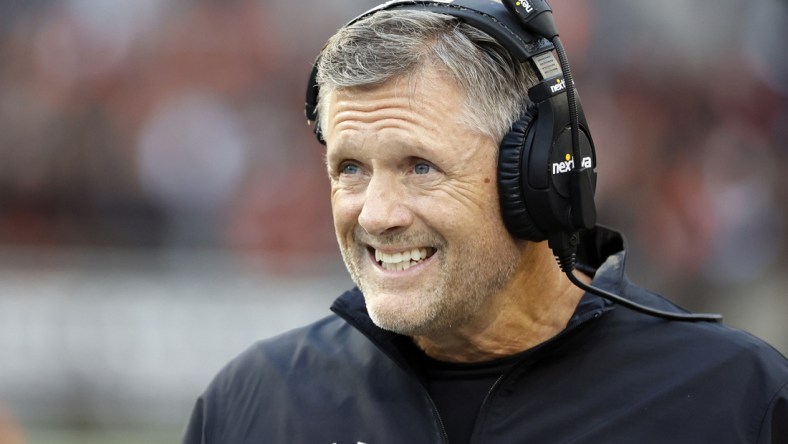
[
  {"x1": 325, "y1": 68, "x2": 582, "y2": 362},
  {"x1": 183, "y1": 1, "x2": 788, "y2": 443}
]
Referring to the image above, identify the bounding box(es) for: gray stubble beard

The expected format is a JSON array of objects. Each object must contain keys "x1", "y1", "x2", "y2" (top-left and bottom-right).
[{"x1": 339, "y1": 228, "x2": 520, "y2": 337}]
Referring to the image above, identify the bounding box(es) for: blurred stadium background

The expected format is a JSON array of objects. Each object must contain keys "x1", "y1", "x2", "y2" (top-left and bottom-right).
[{"x1": 0, "y1": 0, "x2": 786, "y2": 442}]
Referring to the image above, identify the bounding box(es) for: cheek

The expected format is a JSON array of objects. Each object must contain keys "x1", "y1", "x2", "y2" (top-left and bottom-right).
[
  {"x1": 425, "y1": 181, "x2": 500, "y2": 226},
  {"x1": 331, "y1": 191, "x2": 362, "y2": 234}
]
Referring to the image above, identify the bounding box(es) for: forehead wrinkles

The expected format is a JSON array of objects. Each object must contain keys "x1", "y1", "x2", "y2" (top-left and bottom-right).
[
  {"x1": 328, "y1": 68, "x2": 465, "y2": 136},
  {"x1": 330, "y1": 97, "x2": 441, "y2": 138}
]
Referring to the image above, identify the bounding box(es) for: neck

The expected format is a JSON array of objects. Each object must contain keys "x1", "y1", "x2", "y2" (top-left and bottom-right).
[{"x1": 412, "y1": 241, "x2": 588, "y2": 363}]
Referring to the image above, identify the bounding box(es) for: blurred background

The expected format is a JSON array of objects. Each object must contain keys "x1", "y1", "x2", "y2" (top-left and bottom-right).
[{"x1": 0, "y1": 0, "x2": 785, "y2": 442}]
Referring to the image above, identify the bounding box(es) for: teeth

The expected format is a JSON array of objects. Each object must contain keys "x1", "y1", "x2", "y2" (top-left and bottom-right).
[{"x1": 375, "y1": 247, "x2": 430, "y2": 270}]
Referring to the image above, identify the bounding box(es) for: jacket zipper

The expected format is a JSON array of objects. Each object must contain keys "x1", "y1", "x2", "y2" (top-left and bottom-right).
[
  {"x1": 468, "y1": 373, "x2": 506, "y2": 444},
  {"x1": 468, "y1": 308, "x2": 608, "y2": 444},
  {"x1": 425, "y1": 392, "x2": 451, "y2": 444}
]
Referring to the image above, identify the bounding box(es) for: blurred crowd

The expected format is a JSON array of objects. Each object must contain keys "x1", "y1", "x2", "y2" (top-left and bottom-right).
[
  {"x1": 0, "y1": 0, "x2": 786, "y2": 439},
  {"x1": 0, "y1": 0, "x2": 355, "y2": 257}
]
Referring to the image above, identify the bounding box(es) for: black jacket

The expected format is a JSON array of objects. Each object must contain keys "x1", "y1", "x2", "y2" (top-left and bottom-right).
[{"x1": 184, "y1": 228, "x2": 788, "y2": 443}]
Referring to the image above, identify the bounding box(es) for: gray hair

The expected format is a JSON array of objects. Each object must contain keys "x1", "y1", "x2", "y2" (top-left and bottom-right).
[{"x1": 315, "y1": 8, "x2": 540, "y2": 142}]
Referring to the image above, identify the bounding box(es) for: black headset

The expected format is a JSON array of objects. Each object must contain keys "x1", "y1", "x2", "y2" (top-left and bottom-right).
[{"x1": 305, "y1": 0, "x2": 722, "y2": 323}]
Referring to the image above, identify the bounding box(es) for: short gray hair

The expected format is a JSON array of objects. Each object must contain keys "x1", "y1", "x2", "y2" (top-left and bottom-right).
[{"x1": 315, "y1": 8, "x2": 539, "y2": 142}]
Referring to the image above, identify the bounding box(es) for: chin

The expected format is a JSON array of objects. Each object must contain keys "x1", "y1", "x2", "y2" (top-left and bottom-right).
[{"x1": 365, "y1": 293, "x2": 437, "y2": 336}]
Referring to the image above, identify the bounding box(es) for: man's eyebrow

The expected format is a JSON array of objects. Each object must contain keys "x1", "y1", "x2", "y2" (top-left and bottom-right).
[{"x1": 325, "y1": 142, "x2": 359, "y2": 162}]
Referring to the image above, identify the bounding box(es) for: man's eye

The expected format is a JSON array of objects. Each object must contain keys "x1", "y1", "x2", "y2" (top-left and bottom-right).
[
  {"x1": 340, "y1": 163, "x2": 360, "y2": 175},
  {"x1": 414, "y1": 163, "x2": 433, "y2": 175}
]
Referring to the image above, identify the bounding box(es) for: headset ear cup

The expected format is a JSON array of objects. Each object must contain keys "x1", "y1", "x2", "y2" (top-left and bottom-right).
[{"x1": 498, "y1": 106, "x2": 548, "y2": 242}]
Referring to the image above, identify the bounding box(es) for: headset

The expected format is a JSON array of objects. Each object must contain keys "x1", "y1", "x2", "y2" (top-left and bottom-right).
[{"x1": 305, "y1": 0, "x2": 722, "y2": 323}]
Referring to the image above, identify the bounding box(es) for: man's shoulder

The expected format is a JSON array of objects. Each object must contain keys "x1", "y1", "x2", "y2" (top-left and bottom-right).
[
  {"x1": 547, "y1": 288, "x2": 788, "y2": 442},
  {"x1": 662, "y1": 313, "x2": 787, "y2": 373},
  {"x1": 185, "y1": 307, "x2": 438, "y2": 443},
  {"x1": 630, "y1": 285, "x2": 783, "y2": 353},
  {"x1": 603, "y1": 283, "x2": 788, "y2": 389},
  {"x1": 212, "y1": 314, "x2": 358, "y2": 387},
  {"x1": 588, "y1": 242, "x2": 787, "y2": 376}
]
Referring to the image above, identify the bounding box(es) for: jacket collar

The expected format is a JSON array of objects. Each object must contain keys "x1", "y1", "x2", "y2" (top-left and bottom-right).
[{"x1": 578, "y1": 225, "x2": 627, "y2": 294}]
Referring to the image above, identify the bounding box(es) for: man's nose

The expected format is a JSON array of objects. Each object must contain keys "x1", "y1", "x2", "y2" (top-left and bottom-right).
[{"x1": 357, "y1": 174, "x2": 413, "y2": 236}]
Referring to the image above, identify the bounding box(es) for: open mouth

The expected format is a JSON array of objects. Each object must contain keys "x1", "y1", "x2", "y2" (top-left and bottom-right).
[{"x1": 368, "y1": 246, "x2": 437, "y2": 271}]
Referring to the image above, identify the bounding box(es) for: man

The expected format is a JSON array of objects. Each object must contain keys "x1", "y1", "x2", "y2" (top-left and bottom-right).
[{"x1": 183, "y1": 1, "x2": 788, "y2": 443}]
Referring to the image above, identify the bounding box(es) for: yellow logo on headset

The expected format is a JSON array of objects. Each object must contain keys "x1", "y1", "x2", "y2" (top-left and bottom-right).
[
  {"x1": 515, "y1": 1, "x2": 535, "y2": 13},
  {"x1": 553, "y1": 154, "x2": 592, "y2": 174},
  {"x1": 550, "y1": 78, "x2": 566, "y2": 94}
]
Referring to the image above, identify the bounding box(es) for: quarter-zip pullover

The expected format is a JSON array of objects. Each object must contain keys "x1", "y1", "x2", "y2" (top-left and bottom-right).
[{"x1": 183, "y1": 227, "x2": 788, "y2": 444}]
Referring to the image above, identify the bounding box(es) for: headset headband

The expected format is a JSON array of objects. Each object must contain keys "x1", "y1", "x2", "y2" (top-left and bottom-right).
[{"x1": 304, "y1": 0, "x2": 554, "y2": 127}]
